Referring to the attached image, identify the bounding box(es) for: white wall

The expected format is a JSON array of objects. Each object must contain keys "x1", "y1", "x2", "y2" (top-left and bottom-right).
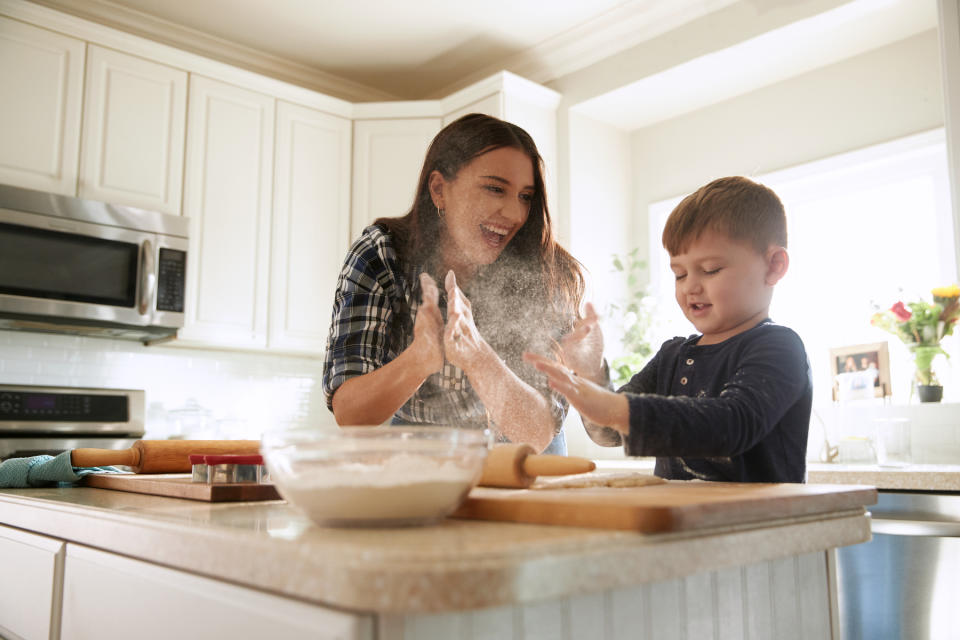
[
  {"x1": 630, "y1": 30, "x2": 944, "y2": 213},
  {"x1": 0, "y1": 331, "x2": 333, "y2": 438}
]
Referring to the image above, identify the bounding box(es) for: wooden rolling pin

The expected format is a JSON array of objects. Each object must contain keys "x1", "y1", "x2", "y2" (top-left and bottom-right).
[
  {"x1": 71, "y1": 440, "x2": 260, "y2": 473},
  {"x1": 480, "y1": 443, "x2": 595, "y2": 488}
]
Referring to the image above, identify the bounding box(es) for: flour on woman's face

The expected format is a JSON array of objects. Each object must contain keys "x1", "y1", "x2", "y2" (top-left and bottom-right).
[{"x1": 433, "y1": 147, "x2": 534, "y2": 281}]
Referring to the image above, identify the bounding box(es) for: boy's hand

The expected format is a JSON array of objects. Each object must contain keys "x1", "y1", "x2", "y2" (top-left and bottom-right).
[
  {"x1": 557, "y1": 302, "x2": 606, "y2": 383},
  {"x1": 523, "y1": 351, "x2": 629, "y2": 434}
]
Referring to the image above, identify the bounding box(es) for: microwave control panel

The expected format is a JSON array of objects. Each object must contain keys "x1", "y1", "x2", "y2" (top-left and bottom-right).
[
  {"x1": 0, "y1": 390, "x2": 128, "y2": 422},
  {"x1": 156, "y1": 248, "x2": 186, "y2": 313}
]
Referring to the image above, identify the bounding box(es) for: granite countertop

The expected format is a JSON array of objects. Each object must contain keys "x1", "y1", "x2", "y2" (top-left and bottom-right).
[
  {"x1": 594, "y1": 459, "x2": 960, "y2": 491},
  {"x1": 0, "y1": 484, "x2": 869, "y2": 614}
]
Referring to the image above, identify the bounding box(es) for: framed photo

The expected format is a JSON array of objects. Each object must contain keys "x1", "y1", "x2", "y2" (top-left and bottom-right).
[{"x1": 829, "y1": 342, "x2": 891, "y2": 400}]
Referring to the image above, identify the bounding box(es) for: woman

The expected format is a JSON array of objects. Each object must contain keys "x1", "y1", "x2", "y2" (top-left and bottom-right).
[{"x1": 322, "y1": 114, "x2": 587, "y2": 453}]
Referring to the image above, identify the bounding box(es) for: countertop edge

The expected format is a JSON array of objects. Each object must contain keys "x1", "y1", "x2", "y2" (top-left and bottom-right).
[{"x1": 0, "y1": 489, "x2": 871, "y2": 614}]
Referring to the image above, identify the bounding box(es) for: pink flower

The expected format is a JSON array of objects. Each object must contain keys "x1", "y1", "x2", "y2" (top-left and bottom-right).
[{"x1": 890, "y1": 301, "x2": 912, "y2": 322}]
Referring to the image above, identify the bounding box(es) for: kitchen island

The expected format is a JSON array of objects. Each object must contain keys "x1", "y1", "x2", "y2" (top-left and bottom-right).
[{"x1": 0, "y1": 482, "x2": 873, "y2": 640}]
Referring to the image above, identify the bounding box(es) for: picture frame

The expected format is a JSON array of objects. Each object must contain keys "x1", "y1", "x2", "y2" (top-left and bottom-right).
[{"x1": 829, "y1": 342, "x2": 891, "y2": 400}]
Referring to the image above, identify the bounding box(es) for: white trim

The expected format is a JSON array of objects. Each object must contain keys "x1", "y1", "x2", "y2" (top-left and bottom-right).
[
  {"x1": 938, "y1": 0, "x2": 960, "y2": 282},
  {"x1": 0, "y1": 0, "x2": 359, "y2": 116},
  {"x1": 351, "y1": 72, "x2": 562, "y2": 120},
  {"x1": 351, "y1": 100, "x2": 443, "y2": 120}
]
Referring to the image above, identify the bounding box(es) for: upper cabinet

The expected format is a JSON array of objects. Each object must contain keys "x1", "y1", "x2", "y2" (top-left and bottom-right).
[
  {"x1": 0, "y1": 16, "x2": 84, "y2": 194},
  {"x1": 350, "y1": 73, "x2": 561, "y2": 245},
  {"x1": 350, "y1": 118, "x2": 441, "y2": 239},
  {"x1": 180, "y1": 75, "x2": 275, "y2": 349},
  {"x1": 79, "y1": 45, "x2": 187, "y2": 215},
  {"x1": 270, "y1": 101, "x2": 352, "y2": 353}
]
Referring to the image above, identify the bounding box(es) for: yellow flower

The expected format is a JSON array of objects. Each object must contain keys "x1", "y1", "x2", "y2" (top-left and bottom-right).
[{"x1": 931, "y1": 284, "x2": 960, "y2": 299}]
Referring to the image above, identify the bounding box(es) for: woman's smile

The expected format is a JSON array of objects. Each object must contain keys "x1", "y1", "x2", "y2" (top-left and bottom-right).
[{"x1": 479, "y1": 222, "x2": 511, "y2": 248}]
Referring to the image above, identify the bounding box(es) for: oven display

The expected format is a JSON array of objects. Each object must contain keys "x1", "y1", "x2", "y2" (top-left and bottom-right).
[{"x1": 0, "y1": 391, "x2": 127, "y2": 421}]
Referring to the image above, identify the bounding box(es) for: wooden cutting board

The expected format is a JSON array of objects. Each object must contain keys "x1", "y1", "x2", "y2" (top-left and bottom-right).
[
  {"x1": 82, "y1": 473, "x2": 282, "y2": 502},
  {"x1": 453, "y1": 481, "x2": 877, "y2": 533}
]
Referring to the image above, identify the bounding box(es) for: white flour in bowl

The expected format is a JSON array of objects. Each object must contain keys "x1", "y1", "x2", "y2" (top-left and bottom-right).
[{"x1": 274, "y1": 453, "x2": 480, "y2": 526}]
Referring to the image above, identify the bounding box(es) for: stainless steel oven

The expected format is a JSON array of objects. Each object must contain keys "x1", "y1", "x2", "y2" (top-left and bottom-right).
[
  {"x1": 0, "y1": 183, "x2": 189, "y2": 344},
  {"x1": 0, "y1": 384, "x2": 144, "y2": 460}
]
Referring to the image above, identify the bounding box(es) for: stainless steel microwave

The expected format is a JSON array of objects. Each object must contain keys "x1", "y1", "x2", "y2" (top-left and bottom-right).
[{"x1": 0, "y1": 184, "x2": 189, "y2": 344}]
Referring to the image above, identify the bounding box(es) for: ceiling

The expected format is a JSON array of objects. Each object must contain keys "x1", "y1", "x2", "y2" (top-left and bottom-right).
[{"x1": 25, "y1": 0, "x2": 738, "y2": 101}]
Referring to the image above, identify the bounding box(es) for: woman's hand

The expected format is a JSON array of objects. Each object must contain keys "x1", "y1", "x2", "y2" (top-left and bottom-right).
[
  {"x1": 443, "y1": 270, "x2": 492, "y2": 373},
  {"x1": 523, "y1": 351, "x2": 629, "y2": 433},
  {"x1": 410, "y1": 272, "x2": 444, "y2": 377},
  {"x1": 557, "y1": 302, "x2": 606, "y2": 383}
]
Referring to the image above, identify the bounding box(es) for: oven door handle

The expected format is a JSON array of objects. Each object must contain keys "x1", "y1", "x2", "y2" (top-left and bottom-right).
[
  {"x1": 871, "y1": 517, "x2": 960, "y2": 537},
  {"x1": 139, "y1": 238, "x2": 156, "y2": 316}
]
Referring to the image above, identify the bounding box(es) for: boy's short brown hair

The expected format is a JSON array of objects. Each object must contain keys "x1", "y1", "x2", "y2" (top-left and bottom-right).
[{"x1": 662, "y1": 176, "x2": 787, "y2": 256}]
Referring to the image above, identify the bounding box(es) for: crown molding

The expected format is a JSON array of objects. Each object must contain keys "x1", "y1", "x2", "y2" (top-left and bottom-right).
[
  {"x1": 428, "y1": 0, "x2": 737, "y2": 98},
  {"x1": 11, "y1": 0, "x2": 397, "y2": 102}
]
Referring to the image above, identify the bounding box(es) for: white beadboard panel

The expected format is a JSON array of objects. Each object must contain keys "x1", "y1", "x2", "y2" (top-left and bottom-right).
[
  {"x1": 375, "y1": 552, "x2": 833, "y2": 640},
  {"x1": 269, "y1": 100, "x2": 351, "y2": 353},
  {"x1": 467, "y1": 604, "x2": 518, "y2": 640},
  {"x1": 744, "y1": 561, "x2": 774, "y2": 639},
  {"x1": 181, "y1": 75, "x2": 274, "y2": 348},
  {"x1": 566, "y1": 591, "x2": 609, "y2": 640},
  {"x1": 684, "y1": 570, "x2": 715, "y2": 639},
  {"x1": 518, "y1": 599, "x2": 565, "y2": 640},
  {"x1": 715, "y1": 565, "x2": 746, "y2": 640},
  {"x1": 798, "y1": 551, "x2": 832, "y2": 640},
  {"x1": 79, "y1": 45, "x2": 186, "y2": 215},
  {"x1": 610, "y1": 584, "x2": 648, "y2": 640},
  {"x1": 0, "y1": 15, "x2": 84, "y2": 194},
  {"x1": 771, "y1": 555, "x2": 802, "y2": 639}
]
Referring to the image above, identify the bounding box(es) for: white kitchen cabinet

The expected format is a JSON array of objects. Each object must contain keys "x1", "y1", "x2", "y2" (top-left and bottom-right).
[
  {"x1": 0, "y1": 16, "x2": 84, "y2": 195},
  {"x1": 180, "y1": 75, "x2": 275, "y2": 349},
  {"x1": 0, "y1": 525, "x2": 64, "y2": 640},
  {"x1": 60, "y1": 543, "x2": 373, "y2": 640},
  {"x1": 350, "y1": 117, "x2": 441, "y2": 240},
  {"x1": 270, "y1": 101, "x2": 352, "y2": 353},
  {"x1": 78, "y1": 45, "x2": 187, "y2": 215}
]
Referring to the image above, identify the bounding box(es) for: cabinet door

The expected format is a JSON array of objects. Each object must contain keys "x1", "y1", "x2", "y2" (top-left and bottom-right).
[
  {"x1": 442, "y1": 93, "x2": 502, "y2": 126},
  {"x1": 0, "y1": 525, "x2": 65, "y2": 640},
  {"x1": 270, "y1": 101, "x2": 351, "y2": 353},
  {"x1": 180, "y1": 75, "x2": 274, "y2": 349},
  {"x1": 351, "y1": 118, "x2": 440, "y2": 240},
  {"x1": 0, "y1": 16, "x2": 84, "y2": 194},
  {"x1": 79, "y1": 45, "x2": 187, "y2": 215},
  {"x1": 60, "y1": 544, "x2": 372, "y2": 640}
]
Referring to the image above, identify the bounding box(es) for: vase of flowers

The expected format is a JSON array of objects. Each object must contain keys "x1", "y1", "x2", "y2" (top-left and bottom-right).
[{"x1": 871, "y1": 285, "x2": 960, "y2": 402}]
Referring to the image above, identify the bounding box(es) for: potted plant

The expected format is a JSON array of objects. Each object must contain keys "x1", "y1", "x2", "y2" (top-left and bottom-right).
[
  {"x1": 607, "y1": 249, "x2": 656, "y2": 388},
  {"x1": 870, "y1": 285, "x2": 960, "y2": 402}
]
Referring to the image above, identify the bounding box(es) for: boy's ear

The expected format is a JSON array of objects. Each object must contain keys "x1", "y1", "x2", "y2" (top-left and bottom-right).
[{"x1": 765, "y1": 246, "x2": 789, "y2": 285}]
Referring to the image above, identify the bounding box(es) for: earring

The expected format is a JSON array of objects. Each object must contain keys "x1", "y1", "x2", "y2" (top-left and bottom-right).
[{"x1": 437, "y1": 206, "x2": 445, "y2": 218}]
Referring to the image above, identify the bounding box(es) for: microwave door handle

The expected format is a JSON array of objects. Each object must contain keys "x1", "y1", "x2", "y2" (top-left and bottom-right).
[{"x1": 139, "y1": 238, "x2": 156, "y2": 316}]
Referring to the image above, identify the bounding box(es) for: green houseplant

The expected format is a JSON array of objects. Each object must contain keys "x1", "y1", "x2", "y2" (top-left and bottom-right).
[{"x1": 607, "y1": 249, "x2": 656, "y2": 388}]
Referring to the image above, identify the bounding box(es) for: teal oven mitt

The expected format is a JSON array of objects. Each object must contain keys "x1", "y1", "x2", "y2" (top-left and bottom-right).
[{"x1": 0, "y1": 451, "x2": 126, "y2": 488}]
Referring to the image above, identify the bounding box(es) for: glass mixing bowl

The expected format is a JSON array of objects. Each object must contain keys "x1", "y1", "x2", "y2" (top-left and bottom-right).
[{"x1": 261, "y1": 426, "x2": 491, "y2": 527}]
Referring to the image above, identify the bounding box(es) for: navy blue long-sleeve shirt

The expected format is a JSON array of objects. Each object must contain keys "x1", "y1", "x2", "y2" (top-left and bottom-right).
[{"x1": 591, "y1": 319, "x2": 812, "y2": 483}]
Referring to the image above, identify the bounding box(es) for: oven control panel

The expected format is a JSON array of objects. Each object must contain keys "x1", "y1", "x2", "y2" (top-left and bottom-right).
[{"x1": 0, "y1": 389, "x2": 128, "y2": 421}]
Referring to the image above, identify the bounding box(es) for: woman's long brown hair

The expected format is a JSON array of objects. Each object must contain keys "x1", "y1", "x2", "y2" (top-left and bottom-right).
[{"x1": 374, "y1": 113, "x2": 585, "y2": 337}]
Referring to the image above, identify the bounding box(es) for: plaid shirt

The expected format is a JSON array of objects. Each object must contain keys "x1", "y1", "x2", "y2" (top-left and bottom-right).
[{"x1": 322, "y1": 225, "x2": 568, "y2": 442}]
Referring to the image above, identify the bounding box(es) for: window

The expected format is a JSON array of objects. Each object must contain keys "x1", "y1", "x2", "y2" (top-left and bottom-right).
[{"x1": 648, "y1": 129, "x2": 956, "y2": 403}]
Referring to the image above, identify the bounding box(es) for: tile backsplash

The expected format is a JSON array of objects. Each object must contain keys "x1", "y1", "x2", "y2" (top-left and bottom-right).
[{"x1": 0, "y1": 330, "x2": 335, "y2": 439}]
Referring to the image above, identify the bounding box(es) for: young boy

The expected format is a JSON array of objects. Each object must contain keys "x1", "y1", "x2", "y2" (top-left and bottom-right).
[{"x1": 525, "y1": 176, "x2": 812, "y2": 483}]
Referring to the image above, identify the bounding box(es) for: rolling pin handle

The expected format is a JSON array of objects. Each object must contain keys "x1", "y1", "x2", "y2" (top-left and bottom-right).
[{"x1": 71, "y1": 448, "x2": 139, "y2": 469}]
